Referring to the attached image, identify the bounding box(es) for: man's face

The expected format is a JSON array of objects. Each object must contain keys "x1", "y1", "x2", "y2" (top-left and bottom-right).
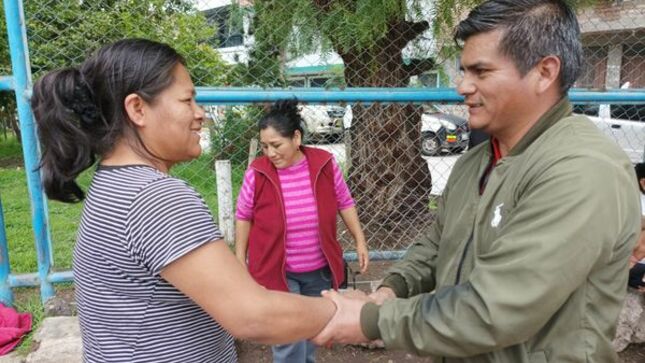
[{"x1": 457, "y1": 29, "x2": 536, "y2": 134}]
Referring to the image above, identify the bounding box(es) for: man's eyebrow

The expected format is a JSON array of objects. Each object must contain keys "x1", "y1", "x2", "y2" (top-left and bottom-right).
[{"x1": 460, "y1": 61, "x2": 489, "y2": 71}]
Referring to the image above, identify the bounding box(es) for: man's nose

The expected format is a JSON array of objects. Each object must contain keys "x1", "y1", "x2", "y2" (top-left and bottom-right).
[{"x1": 456, "y1": 75, "x2": 475, "y2": 96}]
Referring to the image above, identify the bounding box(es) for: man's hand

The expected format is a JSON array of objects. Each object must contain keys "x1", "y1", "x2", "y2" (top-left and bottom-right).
[
  {"x1": 369, "y1": 287, "x2": 396, "y2": 305},
  {"x1": 631, "y1": 228, "x2": 645, "y2": 268},
  {"x1": 312, "y1": 289, "x2": 370, "y2": 346}
]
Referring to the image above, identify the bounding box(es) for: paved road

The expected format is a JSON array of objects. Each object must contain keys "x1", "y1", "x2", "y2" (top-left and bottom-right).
[{"x1": 311, "y1": 143, "x2": 460, "y2": 195}]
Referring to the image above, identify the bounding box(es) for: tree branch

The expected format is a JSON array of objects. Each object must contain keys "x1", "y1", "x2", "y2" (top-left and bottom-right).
[
  {"x1": 393, "y1": 20, "x2": 430, "y2": 48},
  {"x1": 403, "y1": 58, "x2": 436, "y2": 77}
]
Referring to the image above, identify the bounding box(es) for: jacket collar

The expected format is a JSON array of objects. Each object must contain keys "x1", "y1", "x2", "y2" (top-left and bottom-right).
[{"x1": 508, "y1": 97, "x2": 572, "y2": 157}]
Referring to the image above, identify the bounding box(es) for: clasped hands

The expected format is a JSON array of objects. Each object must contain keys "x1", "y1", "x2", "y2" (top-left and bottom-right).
[{"x1": 311, "y1": 287, "x2": 395, "y2": 347}]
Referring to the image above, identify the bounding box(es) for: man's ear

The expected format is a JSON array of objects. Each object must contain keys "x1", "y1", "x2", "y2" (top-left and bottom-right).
[
  {"x1": 124, "y1": 93, "x2": 146, "y2": 127},
  {"x1": 534, "y1": 55, "x2": 561, "y2": 94}
]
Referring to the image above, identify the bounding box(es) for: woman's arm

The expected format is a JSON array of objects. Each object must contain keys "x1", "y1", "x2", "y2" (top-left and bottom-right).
[
  {"x1": 161, "y1": 240, "x2": 335, "y2": 344},
  {"x1": 234, "y1": 168, "x2": 255, "y2": 268},
  {"x1": 235, "y1": 219, "x2": 251, "y2": 267},
  {"x1": 339, "y1": 206, "x2": 369, "y2": 273}
]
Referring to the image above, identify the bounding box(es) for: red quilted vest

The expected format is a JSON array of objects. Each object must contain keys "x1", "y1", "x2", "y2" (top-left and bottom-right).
[{"x1": 247, "y1": 146, "x2": 345, "y2": 291}]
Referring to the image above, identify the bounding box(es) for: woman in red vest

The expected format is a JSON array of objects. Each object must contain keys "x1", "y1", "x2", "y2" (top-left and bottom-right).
[{"x1": 235, "y1": 100, "x2": 369, "y2": 363}]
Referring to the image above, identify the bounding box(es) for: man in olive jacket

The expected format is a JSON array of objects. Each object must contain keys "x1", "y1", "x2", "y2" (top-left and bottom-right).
[{"x1": 313, "y1": 1, "x2": 641, "y2": 362}]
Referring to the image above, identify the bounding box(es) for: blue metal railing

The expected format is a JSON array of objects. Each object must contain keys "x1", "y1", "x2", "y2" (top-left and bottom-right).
[
  {"x1": 1, "y1": 0, "x2": 645, "y2": 304},
  {"x1": 195, "y1": 87, "x2": 645, "y2": 105},
  {"x1": 1, "y1": 0, "x2": 54, "y2": 306}
]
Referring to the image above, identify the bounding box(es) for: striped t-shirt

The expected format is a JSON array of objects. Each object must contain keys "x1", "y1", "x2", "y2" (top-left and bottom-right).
[
  {"x1": 74, "y1": 165, "x2": 236, "y2": 363},
  {"x1": 236, "y1": 156, "x2": 354, "y2": 272}
]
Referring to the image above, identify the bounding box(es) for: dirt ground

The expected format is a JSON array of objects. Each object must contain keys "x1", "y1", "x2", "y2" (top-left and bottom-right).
[
  {"x1": 236, "y1": 260, "x2": 645, "y2": 363},
  {"x1": 18, "y1": 261, "x2": 645, "y2": 362}
]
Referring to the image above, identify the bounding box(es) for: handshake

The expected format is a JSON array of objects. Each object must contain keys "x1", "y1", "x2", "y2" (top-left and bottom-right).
[{"x1": 311, "y1": 286, "x2": 396, "y2": 347}]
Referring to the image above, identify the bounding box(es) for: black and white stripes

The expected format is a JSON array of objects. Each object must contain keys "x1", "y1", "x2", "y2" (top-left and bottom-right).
[{"x1": 73, "y1": 165, "x2": 236, "y2": 362}]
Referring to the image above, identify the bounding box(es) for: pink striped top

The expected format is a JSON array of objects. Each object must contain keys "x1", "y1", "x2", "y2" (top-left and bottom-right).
[{"x1": 236, "y1": 155, "x2": 354, "y2": 272}]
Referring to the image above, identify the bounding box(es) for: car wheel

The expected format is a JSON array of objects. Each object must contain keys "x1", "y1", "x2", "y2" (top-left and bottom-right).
[{"x1": 421, "y1": 132, "x2": 440, "y2": 156}]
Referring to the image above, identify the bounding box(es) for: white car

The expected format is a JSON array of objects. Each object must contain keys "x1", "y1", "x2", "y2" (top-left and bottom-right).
[
  {"x1": 573, "y1": 104, "x2": 645, "y2": 164},
  {"x1": 299, "y1": 105, "x2": 345, "y2": 143},
  {"x1": 339, "y1": 105, "x2": 470, "y2": 155}
]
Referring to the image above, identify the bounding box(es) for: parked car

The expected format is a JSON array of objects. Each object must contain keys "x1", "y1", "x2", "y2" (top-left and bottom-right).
[
  {"x1": 420, "y1": 105, "x2": 470, "y2": 156},
  {"x1": 337, "y1": 104, "x2": 470, "y2": 155},
  {"x1": 299, "y1": 105, "x2": 345, "y2": 143},
  {"x1": 573, "y1": 103, "x2": 645, "y2": 164}
]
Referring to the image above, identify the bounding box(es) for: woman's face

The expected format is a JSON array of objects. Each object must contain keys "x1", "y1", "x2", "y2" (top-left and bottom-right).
[
  {"x1": 259, "y1": 126, "x2": 302, "y2": 169},
  {"x1": 138, "y1": 64, "x2": 205, "y2": 170}
]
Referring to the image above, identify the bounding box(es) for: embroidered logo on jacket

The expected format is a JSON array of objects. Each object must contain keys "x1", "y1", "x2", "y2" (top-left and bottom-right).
[{"x1": 491, "y1": 203, "x2": 504, "y2": 228}]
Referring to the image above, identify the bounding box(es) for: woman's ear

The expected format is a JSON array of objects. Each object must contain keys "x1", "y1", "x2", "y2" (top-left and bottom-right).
[
  {"x1": 293, "y1": 129, "x2": 302, "y2": 147},
  {"x1": 124, "y1": 93, "x2": 146, "y2": 127}
]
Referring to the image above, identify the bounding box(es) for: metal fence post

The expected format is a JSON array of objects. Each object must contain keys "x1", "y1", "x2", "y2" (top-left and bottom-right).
[
  {"x1": 215, "y1": 160, "x2": 234, "y2": 245},
  {"x1": 0, "y1": 196, "x2": 13, "y2": 306},
  {"x1": 3, "y1": 0, "x2": 55, "y2": 302}
]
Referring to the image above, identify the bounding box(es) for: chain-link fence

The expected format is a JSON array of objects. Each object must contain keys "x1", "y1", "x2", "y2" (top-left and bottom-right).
[{"x1": 0, "y1": 0, "x2": 644, "y2": 274}]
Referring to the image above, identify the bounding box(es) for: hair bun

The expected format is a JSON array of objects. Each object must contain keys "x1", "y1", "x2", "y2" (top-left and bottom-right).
[{"x1": 272, "y1": 99, "x2": 299, "y2": 115}]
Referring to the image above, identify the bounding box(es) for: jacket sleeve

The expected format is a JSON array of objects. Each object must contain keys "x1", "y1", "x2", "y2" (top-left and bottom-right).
[
  {"x1": 379, "y1": 184, "x2": 447, "y2": 298},
  {"x1": 371, "y1": 156, "x2": 640, "y2": 357}
]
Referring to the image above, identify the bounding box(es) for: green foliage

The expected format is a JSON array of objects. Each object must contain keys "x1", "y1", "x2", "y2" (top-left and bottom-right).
[
  {"x1": 0, "y1": 2, "x2": 8, "y2": 76},
  {"x1": 251, "y1": 0, "x2": 408, "y2": 56},
  {"x1": 209, "y1": 106, "x2": 262, "y2": 167},
  {"x1": 23, "y1": 0, "x2": 229, "y2": 85}
]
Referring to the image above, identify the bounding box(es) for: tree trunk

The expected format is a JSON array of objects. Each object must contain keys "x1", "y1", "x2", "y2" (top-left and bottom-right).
[{"x1": 335, "y1": 20, "x2": 434, "y2": 246}]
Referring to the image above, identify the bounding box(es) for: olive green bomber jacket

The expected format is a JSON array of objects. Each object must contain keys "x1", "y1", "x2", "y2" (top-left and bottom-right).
[{"x1": 360, "y1": 98, "x2": 641, "y2": 362}]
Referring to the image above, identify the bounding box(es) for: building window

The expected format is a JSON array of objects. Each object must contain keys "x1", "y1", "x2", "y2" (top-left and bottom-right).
[
  {"x1": 309, "y1": 77, "x2": 331, "y2": 88},
  {"x1": 205, "y1": 6, "x2": 244, "y2": 49},
  {"x1": 288, "y1": 78, "x2": 306, "y2": 87}
]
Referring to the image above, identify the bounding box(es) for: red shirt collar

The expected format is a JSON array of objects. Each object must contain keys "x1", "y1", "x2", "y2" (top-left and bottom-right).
[{"x1": 491, "y1": 137, "x2": 502, "y2": 165}]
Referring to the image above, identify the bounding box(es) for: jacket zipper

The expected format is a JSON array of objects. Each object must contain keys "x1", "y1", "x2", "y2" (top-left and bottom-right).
[
  {"x1": 312, "y1": 157, "x2": 338, "y2": 289},
  {"x1": 254, "y1": 167, "x2": 290, "y2": 289}
]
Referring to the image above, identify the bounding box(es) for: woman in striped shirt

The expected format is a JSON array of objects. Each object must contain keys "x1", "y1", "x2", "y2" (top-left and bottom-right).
[
  {"x1": 235, "y1": 100, "x2": 369, "y2": 363},
  {"x1": 31, "y1": 39, "x2": 336, "y2": 363}
]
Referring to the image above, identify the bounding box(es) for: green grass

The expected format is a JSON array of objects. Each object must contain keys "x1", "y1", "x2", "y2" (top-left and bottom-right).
[
  {"x1": 0, "y1": 134, "x2": 23, "y2": 161},
  {"x1": 12, "y1": 287, "x2": 46, "y2": 356},
  {"x1": 1, "y1": 137, "x2": 246, "y2": 275}
]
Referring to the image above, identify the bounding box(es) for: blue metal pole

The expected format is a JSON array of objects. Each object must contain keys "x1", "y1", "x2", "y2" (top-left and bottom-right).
[
  {"x1": 344, "y1": 250, "x2": 407, "y2": 261},
  {"x1": 3, "y1": 0, "x2": 55, "y2": 302},
  {"x1": 195, "y1": 87, "x2": 645, "y2": 105},
  {"x1": 0, "y1": 196, "x2": 13, "y2": 306},
  {"x1": 7, "y1": 271, "x2": 73, "y2": 288}
]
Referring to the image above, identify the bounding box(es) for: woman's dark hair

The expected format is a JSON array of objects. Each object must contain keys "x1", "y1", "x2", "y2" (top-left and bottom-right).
[
  {"x1": 258, "y1": 99, "x2": 305, "y2": 138},
  {"x1": 31, "y1": 38, "x2": 185, "y2": 203}
]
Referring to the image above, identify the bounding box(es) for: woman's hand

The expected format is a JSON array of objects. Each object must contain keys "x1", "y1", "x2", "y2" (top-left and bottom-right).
[
  {"x1": 356, "y1": 240, "x2": 369, "y2": 274},
  {"x1": 339, "y1": 207, "x2": 369, "y2": 274}
]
